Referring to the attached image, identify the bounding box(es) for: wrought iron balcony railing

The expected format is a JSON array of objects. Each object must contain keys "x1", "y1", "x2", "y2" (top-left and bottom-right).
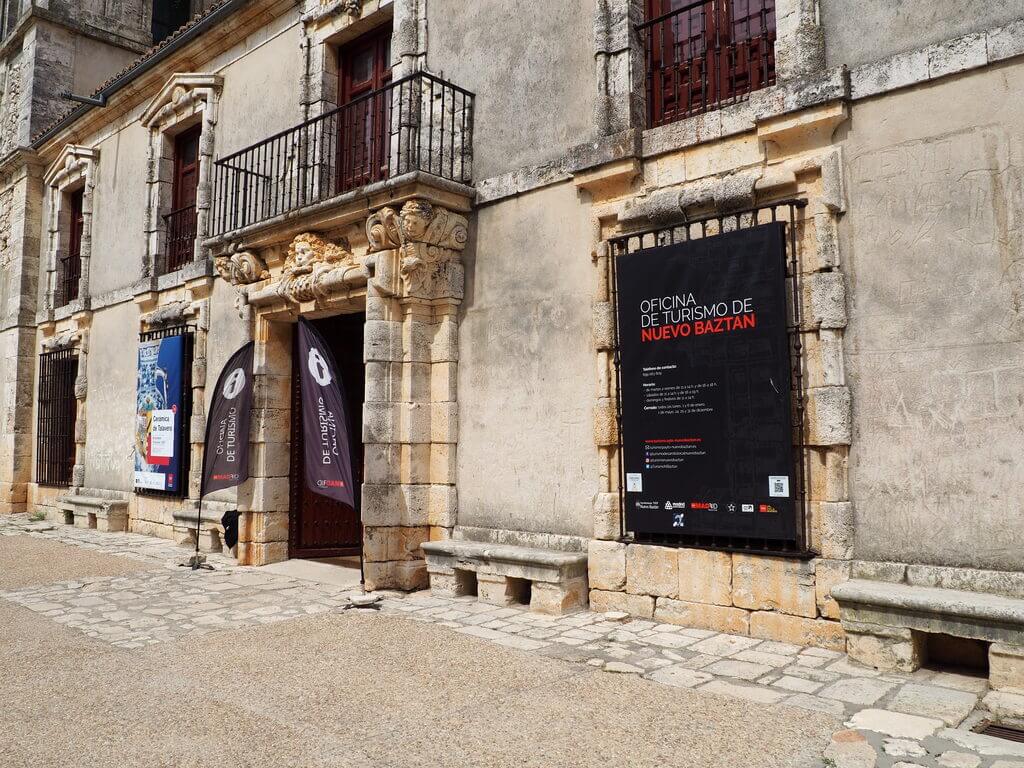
[
  {"x1": 163, "y1": 203, "x2": 198, "y2": 273},
  {"x1": 211, "y1": 71, "x2": 474, "y2": 236},
  {"x1": 638, "y1": 0, "x2": 776, "y2": 129}
]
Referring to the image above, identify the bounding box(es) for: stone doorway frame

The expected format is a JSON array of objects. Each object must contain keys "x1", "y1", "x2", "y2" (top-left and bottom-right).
[{"x1": 217, "y1": 193, "x2": 470, "y2": 591}]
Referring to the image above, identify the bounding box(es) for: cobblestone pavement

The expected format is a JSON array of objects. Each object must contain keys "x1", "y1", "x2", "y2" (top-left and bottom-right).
[{"x1": 3, "y1": 513, "x2": 1023, "y2": 767}]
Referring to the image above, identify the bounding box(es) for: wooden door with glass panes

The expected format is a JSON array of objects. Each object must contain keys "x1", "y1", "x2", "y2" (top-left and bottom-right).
[{"x1": 336, "y1": 26, "x2": 393, "y2": 192}]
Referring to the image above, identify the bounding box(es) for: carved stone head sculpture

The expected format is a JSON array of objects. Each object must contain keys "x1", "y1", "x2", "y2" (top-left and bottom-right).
[
  {"x1": 399, "y1": 200, "x2": 434, "y2": 241},
  {"x1": 284, "y1": 232, "x2": 352, "y2": 276}
]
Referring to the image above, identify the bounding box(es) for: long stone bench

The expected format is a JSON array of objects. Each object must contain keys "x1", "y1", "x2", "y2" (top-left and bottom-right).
[
  {"x1": 832, "y1": 578, "x2": 1024, "y2": 689},
  {"x1": 55, "y1": 492, "x2": 128, "y2": 532},
  {"x1": 422, "y1": 539, "x2": 588, "y2": 615}
]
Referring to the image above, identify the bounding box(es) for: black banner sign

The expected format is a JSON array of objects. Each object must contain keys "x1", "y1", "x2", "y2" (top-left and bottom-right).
[
  {"x1": 201, "y1": 341, "x2": 254, "y2": 496},
  {"x1": 297, "y1": 318, "x2": 356, "y2": 508},
  {"x1": 615, "y1": 223, "x2": 797, "y2": 542}
]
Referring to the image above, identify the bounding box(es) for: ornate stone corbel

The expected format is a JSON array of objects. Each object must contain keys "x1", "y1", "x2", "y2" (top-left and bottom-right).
[
  {"x1": 365, "y1": 200, "x2": 468, "y2": 299},
  {"x1": 273, "y1": 232, "x2": 366, "y2": 304},
  {"x1": 140, "y1": 300, "x2": 198, "y2": 329},
  {"x1": 366, "y1": 207, "x2": 402, "y2": 251},
  {"x1": 41, "y1": 330, "x2": 81, "y2": 351},
  {"x1": 215, "y1": 244, "x2": 270, "y2": 285},
  {"x1": 341, "y1": 0, "x2": 362, "y2": 16}
]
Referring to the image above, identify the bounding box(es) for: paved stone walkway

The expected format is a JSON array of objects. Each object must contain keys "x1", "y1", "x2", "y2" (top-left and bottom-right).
[{"x1": 3, "y1": 513, "x2": 1023, "y2": 767}]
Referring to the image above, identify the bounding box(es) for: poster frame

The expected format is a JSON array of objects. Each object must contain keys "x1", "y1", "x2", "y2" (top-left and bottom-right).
[
  {"x1": 609, "y1": 200, "x2": 812, "y2": 558},
  {"x1": 134, "y1": 324, "x2": 195, "y2": 498}
]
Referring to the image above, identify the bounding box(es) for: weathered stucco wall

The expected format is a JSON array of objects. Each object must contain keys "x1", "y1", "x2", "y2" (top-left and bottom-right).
[
  {"x1": 88, "y1": 120, "x2": 149, "y2": 298},
  {"x1": 457, "y1": 182, "x2": 598, "y2": 539},
  {"x1": 841, "y1": 63, "x2": 1024, "y2": 571},
  {"x1": 426, "y1": 0, "x2": 598, "y2": 180},
  {"x1": 214, "y1": 21, "x2": 304, "y2": 157},
  {"x1": 822, "y1": 0, "x2": 1024, "y2": 69},
  {"x1": 82, "y1": 301, "x2": 138, "y2": 491}
]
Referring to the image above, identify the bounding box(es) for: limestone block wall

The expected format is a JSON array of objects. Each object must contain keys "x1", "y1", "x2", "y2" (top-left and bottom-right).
[
  {"x1": 0, "y1": 158, "x2": 42, "y2": 514},
  {"x1": 584, "y1": 104, "x2": 855, "y2": 650}
]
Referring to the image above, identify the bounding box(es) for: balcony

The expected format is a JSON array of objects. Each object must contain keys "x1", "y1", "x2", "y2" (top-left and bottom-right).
[
  {"x1": 163, "y1": 203, "x2": 198, "y2": 272},
  {"x1": 210, "y1": 72, "x2": 474, "y2": 237},
  {"x1": 638, "y1": 0, "x2": 776, "y2": 129}
]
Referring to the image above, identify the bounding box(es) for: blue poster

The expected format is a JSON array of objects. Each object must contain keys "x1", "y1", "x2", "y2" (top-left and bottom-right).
[{"x1": 134, "y1": 334, "x2": 187, "y2": 493}]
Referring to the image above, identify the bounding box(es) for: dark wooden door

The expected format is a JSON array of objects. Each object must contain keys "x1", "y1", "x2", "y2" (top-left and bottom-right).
[
  {"x1": 336, "y1": 25, "x2": 392, "y2": 192},
  {"x1": 173, "y1": 126, "x2": 201, "y2": 209},
  {"x1": 289, "y1": 313, "x2": 365, "y2": 558}
]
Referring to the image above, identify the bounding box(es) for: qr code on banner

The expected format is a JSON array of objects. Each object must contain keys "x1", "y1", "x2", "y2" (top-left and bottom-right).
[{"x1": 769, "y1": 476, "x2": 789, "y2": 498}]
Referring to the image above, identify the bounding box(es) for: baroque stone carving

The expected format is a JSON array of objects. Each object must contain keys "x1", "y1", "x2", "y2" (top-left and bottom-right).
[
  {"x1": 41, "y1": 330, "x2": 81, "y2": 351},
  {"x1": 141, "y1": 300, "x2": 194, "y2": 328},
  {"x1": 274, "y1": 232, "x2": 362, "y2": 303},
  {"x1": 0, "y1": 188, "x2": 12, "y2": 265},
  {"x1": 365, "y1": 200, "x2": 468, "y2": 298},
  {"x1": 341, "y1": 0, "x2": 362, "y2": 15},
  {"x1": 0, "y1": 60, "x2": 22, "y2": 156},
  {"x1": 215, "y1": 244, "x2": 269, "y2": 285}
]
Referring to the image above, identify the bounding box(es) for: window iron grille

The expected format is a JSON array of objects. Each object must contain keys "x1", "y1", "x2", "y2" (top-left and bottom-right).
[
  {"x1": 136, "y1": 325, "x2": 194, "y2": 498},
  {"x1": 36, "y1": 348, "x2": 79, "y2": 487},
  {"x1": 163, "y1": 204, "x2": 198, "y2": 274},
  {"x1": 638, "y1": 0, "x2": 776, "y2": 128},
  {"x1": 608, "y1": 200, "x2": 811, "y2": 557}
]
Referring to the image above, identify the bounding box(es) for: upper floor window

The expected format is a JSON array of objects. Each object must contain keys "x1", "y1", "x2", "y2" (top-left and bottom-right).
[
  {"x1": 56, "y1": 188, "x2": 84, "y2": 307},
  {"x1": 152, "y1": 0, "x2": 191, "y2": 45},
  {"x1": 164, "y1": 124, "x2": 200, "y2": 273},
  {"x1": 641, "y1": 0, "x2": 776, "y2": 128},
  {"x1": 336, "y1": 24, "x2": 392, "y2": 192}
]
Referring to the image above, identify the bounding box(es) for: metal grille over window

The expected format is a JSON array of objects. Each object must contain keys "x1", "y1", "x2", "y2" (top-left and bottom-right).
[
  {"x1": 639, "y1": 0, "x2": 776, "y2": 128},
  {"x1": 136, "y1": 325, "x2": 194, "y2": 498},
  {"x1": 36, "y1": 348, "x2": 79, "y2": 487},
  {"x1": 609, "y1": 200, "x2": 810, "y2": 556}
]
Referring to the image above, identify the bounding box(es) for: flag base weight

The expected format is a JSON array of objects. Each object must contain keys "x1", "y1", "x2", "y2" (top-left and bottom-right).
[
  {"x1": 180, "y1": 553, "x2": 214, "y2": 571},
  {"x1": 344, "y1": 593, "x2": 381, "y2": 610}
]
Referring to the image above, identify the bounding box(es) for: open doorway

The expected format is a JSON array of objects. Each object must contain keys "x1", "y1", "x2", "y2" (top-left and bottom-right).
[{"x1": 288, "y1": 312, "x2": 365, "y2": 564}]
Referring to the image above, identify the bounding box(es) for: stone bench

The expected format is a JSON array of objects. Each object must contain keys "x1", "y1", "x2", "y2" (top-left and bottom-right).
[
  {"x1": 832, "y1": 578, "x2": 1024, "y2": 689},
  {"x1": 172, "y1": 501, "x2": 232, "y2": 553},
  {"x1": 55, "y1": 493, "x2": 128, "y2": 532},
  {"x1": 422, "y1": 539, "x2": 588, "y2": 615}
]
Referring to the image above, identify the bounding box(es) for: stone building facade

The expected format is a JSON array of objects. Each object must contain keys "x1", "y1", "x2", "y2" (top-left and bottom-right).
[{"x1": 1, "y1": 0, "x2": 1023, "y2": 692}]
